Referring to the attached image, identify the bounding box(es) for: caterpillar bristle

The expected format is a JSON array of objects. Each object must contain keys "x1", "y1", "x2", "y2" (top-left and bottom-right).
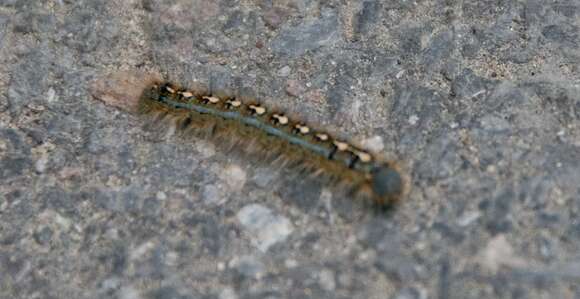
[{"x1": 134, "y1": 80, "x2": 409, "y2": 207}]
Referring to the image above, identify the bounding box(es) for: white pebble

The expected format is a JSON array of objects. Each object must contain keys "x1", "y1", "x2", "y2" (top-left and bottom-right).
[
  {"x1": 222, "y1": 165, "x2": 247, "y2": 191},
  {"x1": 361, "y1": 136, "x2": 384, "y2": 152},
  {"x1": 318, "y1": 269, "x2": 336, "y2": 291},
  {"x1": 237, "y1": 204, "x2": 293, "y2": 252},
  {"x1": 35, "y1": 156, "x2": 49, "y2": 173},
  {"x1": 219, "y1": 287, "x2": 238, "y2": 299},
  {"x1": 408, "y1": 114, "x2": 420, "y2": 126},
  {"x1": 277, "y1": 66, "x2": 291, "y2": 77}
]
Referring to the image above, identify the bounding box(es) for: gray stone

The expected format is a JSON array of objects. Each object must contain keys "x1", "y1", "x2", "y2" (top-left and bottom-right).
[
  {"x1": 13, "y1": 10, "x2": 56, "y2": 34},
  {"x1": 356, "y1": 0, "x2": 382, "y2": 34},
  {"x1": 542, "y1": 24, "x2": 579, "y2": 48},
  {"x1": 277, "y1": 65, "x2": 291, "y2": 77},
  {"x1": 0, "y1": 157, "x2": 31, "y2": 180},
  {"x1": 451, "y1": 68, "x2": 495, "y2": 100},
  {"x1": 231, "y1": 255, "x2": 266, "y2": 279},
  {"x1": 391, "y1": 287, "x2": 424, "y2": 299},
  {"x1": 33, "y1": 226, "x2": 53, "y2": 245},
  {"x1": 285, "y1": 79, "x2": 305, "y2": 97},
  {"x1": 263, "y1": 7, "x2": 286, "y2": 30},
  {"x1": 7, "y1": 49, "x2": 54, "y2": 117},
  {"x1": 421, "y1": 30, "x2": 454, "y2": 68},
  {"x1": 271, "y1": 10, "x2": 339, "y2": 57},
  {"x1": 147, "y1": 287, "x2": 192, "y2": 299},
  {"x1": 318, "y1": 268, "x2": 336, "y2": 291}
]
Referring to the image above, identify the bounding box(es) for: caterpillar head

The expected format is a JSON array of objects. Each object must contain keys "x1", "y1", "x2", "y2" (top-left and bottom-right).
[{"x1": 370, "y1": 164, "x2": 406, "y2": 205}]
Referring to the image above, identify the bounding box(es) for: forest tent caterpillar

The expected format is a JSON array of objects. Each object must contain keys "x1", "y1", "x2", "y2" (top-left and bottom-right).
[
  {"x1": 89, "y1": 72, "x2": 408, "y2": 206},
  {"x1": 131, "y1": 80, "x2": 408, "y2": 206}
]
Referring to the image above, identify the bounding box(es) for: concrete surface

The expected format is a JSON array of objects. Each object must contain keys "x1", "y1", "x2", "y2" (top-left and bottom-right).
[{"x1": 1, "y1": 0, "x2": 579, "y2": 298}]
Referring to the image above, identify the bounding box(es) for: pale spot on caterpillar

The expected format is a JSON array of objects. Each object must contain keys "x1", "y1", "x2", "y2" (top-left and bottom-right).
[
  {"x1": 355, "y1": 151, "x2": 372, "y2": 163},
  {"x1": 180, "y1": 91, "x2": 194, "y2": 98},
  {"x1": 165, "y1": 86, "x2": 176, "y2": 93},
  {"x1": 226, "y1": 99, "x2": 242, "y2": 108},
  {"x1": 249, "y1": 104, "x2": 266, "y2": 115},
  {"x1": 316, "y1": 133, "x2": 329, "y2": 141},
  {"x1": 202, "y1": 96, "x2": 220, "y2": 104},
  {"x1": 333, "y1": 141, "x2": 349, "y2": 151},
  {"x1": 272, "y1": 114, "x2": 289, "y2": 125},
  {"x1": 294, "y1": 124, "x2": 310, "y2": 134}
]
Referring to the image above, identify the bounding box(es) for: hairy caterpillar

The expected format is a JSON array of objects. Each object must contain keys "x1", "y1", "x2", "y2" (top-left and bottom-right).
[
  {"x1": 89, "y1": 71, "x2": 408, "y2": 206},
  {"x1": 130, "y1": 79, "x2": 408, "y2": 206}
]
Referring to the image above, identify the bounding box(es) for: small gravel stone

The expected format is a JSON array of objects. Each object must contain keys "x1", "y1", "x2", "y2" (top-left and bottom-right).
[
  {"x1": 230, "y1": 255, "x2": 266, "y2": 279},
  {"x1": 0, "y1": 157, "x2": 31, "y2": 180},
  {"x1": 277, "y1": 66, "x2": 291, "y2": 77},
  {"x1": 456, "y1": 211, "x2": 481, "y2": 227},
  {"x1": 408, "y1": 114, "x2": 420, "y2": 126},
  {"x1": 155, "y1": 191, "x2": 167, "y2": 201},
  {"x1": 318, "y1": 268, "x2": 336, "y2": 291},
  {"x1": 219, "y1": 287, "x2": 238, "y2": 299},
  {"x1": 271, "y1": 10, "x2": 339, "y2": 57},
  {"x1": 391, "y1": 287, "x2": 424, "y2": 299},
  {"x1": 252, "y1": 168, "x2": 278, "y2": 188},
  {"x1": 263, "y1": 7, "x2": 286, "y2": 30},
  {"x1": 285, "y1": 79, "x2": 306, "y2": 97},
  {"x1": 202, "y1": 184, "x2": 224, "y2": 205},
  {"x1": 33, "y1": 226, "x2": 53, "y2": 245},
  {"x1": 478, "y1": 235, "x2": 527, "y2": 272},
  {"x1": 237, "y1": 204, "x2": 293, "y2": 252},
  {"x1": 221, "y1": 164, "x2": 247, "y2": 191},
  {"x1": 118, "y1": 286, "x2": 142, "y2": 299},
  {"x1": 361, "y1": 136, "x2": 385, "y2": 152},
  {"x1": 35, "y1": 155, "x2": 49, "y2": 173}
]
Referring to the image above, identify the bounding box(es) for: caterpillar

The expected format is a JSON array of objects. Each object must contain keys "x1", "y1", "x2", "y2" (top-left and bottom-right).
[{"x1": 90, "y1": 72, "x2": 409, "y2": 206}]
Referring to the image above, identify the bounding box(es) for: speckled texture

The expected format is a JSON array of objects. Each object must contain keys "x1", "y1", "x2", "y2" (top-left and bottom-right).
[{"x1": 1, "y1": 1, "x2": 579, "y2": 298}]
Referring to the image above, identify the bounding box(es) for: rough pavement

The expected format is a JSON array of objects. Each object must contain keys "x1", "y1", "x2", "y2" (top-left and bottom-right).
[{"x1": 1, "y1": 1, "x2": 579, "y2": 298}]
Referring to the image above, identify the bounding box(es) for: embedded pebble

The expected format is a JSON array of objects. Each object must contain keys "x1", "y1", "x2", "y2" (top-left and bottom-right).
[
  {"x1": 237, "y1": 204, "x2": 293, "y2": 252},
  {"x1": 391, "y1": 287, "x2": 426, "y2": 299},
  {"x1": 195, "y1": 140, "x2": 216, "y2": 159},
  {"x1": 46, "y1": 87, "x2": 57, "y2": 103},
  {"x1": 271, "y1": 10, "x2": 339, "y2": 57},
  {"x1": 457, "y1": 211, "x2": 481, "y2": 227},
  {"x1": 155, "y1": 191, "x2": 167, "y2": 201},
  {"x1": 318, "y1": 268, "x2": 336, "y2": 291},
  {"x1": 35, "y1": 156, "x2": 49, "y2": 173},
  {"x1": 229, "y1": 255, "x2": 266, "y2": 279},
  {"x1": 252, "y1": 168, "x2": 278, "y2": 188},
  {"x1": 479, "y1": 235, "x2": 527, "y2": 272},
  {"x1": 219, "y1": 287, "x2": 238, "y2": 299},
  {"x1": 202, "y1": 184, "x2": 225, "y2": 205},
  {"x1": 361, "y1": 136, "x2": 385, "y2": 153},
  {"x1": 221, "y1": 164, "x2": 247, "y2": 191},
  {"x1": 285, "y1": 79, "x2": 306, "y2": 97},
  {"x1": 118, "y1": 287, "x2": 142, "y2": 299},
  {"x1": 263, "y1": 7, "x2": 285, "y2": 30},
  {"x1": 408, "y1": 114, "x2": 420, "y2": 126},
  {"x1": 277, "y1": 66, "x2": 291, "y2": 77}
]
